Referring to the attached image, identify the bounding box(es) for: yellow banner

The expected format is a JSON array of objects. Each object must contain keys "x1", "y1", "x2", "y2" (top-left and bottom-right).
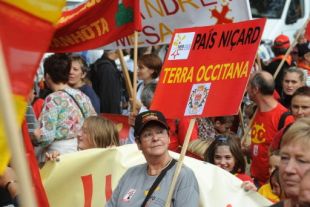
[
  {"x1": 2, "y1": 0, "x2": 65, "y2": 24},
  {"x1": 41, "y1": 145, "x2": 272, "y2": 207}
]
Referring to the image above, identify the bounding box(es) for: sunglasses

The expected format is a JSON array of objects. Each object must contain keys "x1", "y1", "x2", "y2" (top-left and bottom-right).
[{"x1": 215, "y1": 135, "x2": 229, "y2": 143}]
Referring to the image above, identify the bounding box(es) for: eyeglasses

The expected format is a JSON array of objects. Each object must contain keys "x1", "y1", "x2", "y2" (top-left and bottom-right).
[{"x1": 140, "y1": 128, "x2": 167, "y2": 140}]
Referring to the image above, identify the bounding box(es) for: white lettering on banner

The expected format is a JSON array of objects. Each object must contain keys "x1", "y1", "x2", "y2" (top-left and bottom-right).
[{"x1": 104, "y1": 0, "x2": 251, "y2": 49}]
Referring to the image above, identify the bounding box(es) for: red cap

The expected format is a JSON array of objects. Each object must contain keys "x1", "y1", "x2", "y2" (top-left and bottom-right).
[{"x1": 273, "y1": 34, "x2": 290, "y2": 49}]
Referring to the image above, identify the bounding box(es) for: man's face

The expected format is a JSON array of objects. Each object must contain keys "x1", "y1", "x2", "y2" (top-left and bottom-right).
[
  {"x1": 246, "y1": 84, "x2": 256, "y2": 102},
  {"x1": 291, "y1": 95, "x2": 310, "y2": 119},
  {"x1": 282, "y1": 72, "x2": 304, "y2": 95},
  {"x1": 214, "y1": 121, "x2": 232, "y2": 134}
]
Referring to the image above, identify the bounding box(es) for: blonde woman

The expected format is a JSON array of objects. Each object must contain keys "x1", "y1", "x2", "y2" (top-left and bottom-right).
[
  {"x1": 78, "y1": 116, "x2": 119, "y2": 150},
  {"x1": 270, "y1": 117, "x2": 310, "y2": 207},
  {"x1": 46, "y1": 116, "x2": 119, "y2": 161}
]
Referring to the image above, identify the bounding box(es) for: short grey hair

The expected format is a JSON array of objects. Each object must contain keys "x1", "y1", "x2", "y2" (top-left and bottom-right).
[{"x1": 141, "y1": 82, "x2": 157, "y2": 109}]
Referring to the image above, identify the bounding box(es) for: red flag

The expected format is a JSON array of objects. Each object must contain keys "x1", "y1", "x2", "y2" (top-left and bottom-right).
[
  {"x1": 0, "y1": 0, "x2": 64, "y2": 205},
  {"x1": 22, "y1": 121, "x2": 50, "y2": 206},
  {"x1": 49, "y1": 0, "x2": 142, "y2": 52},
  {"x1": 306, "y1": 21, "x2": 310, "y2": 41}
]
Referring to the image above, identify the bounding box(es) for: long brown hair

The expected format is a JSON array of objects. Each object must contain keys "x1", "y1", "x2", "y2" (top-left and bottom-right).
[{"x1": 205, "y1": 135, "x2": 245, "y2": 174}]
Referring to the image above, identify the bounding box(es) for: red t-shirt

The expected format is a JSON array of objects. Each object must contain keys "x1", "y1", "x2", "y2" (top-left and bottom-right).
[
  {"x1": 250, "y1": 104, "x2": 294, "y2": 185},
  {"x1": 168, "y1": 118, "x2": 199, "y2": 159},
  {"x1": 235, "y1": 173, "x2": 253, "y2": 182}
]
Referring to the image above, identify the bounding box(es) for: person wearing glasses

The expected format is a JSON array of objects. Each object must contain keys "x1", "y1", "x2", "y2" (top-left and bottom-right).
[
  {"x1": 205, "y1": 135, "x2": 257, "y2": 191},
  {"x1": 106, "y1": 110, "x2": 199, "y2": 207}
]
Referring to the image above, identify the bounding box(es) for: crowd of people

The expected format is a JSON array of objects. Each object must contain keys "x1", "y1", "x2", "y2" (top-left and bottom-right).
[{"x1": 1, "y1": 29, "x2": 310, "y2": 207}]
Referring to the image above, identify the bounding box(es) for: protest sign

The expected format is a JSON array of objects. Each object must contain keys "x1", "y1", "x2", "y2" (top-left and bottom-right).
[
  {"x1": 49, "y1": 0, "x2": 141, "y2": 52},
  {"x1": 41, "y1": 145, "x2": 271, "y2": 207},
  {"x1": 151, "y1": 19, "x2": 266, "y2": 118},
  {"x1": 106, "y1": 0, "x2": 251, "y2": 48}
]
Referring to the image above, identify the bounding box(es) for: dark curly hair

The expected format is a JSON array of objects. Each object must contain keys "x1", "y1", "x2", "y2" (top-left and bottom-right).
[{"x1": 43, "y1": 53, "x2": 71, "y2": 84}]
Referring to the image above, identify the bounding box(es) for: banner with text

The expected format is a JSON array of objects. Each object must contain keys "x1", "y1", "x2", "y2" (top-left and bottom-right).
[
  {"x1": 151, "y1": 19, "x2": 266, "y2": 118},
  {"x1": 41, "y1": 145, "x2": 271, "y2": 207},
  {"x1": 49, "y1": 0, "x2": 141, "y2": 52},
  {"x1": 105, "y1": 0, "x2": 251, "y2": 49}
]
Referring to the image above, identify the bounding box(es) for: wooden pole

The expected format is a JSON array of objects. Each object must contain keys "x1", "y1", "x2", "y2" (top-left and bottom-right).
[
  {"x1": 165, "y1": 118, "x2": 196, "y2": 207},
  {"x1": 132, "y1": 31, "x2": 139, "y2": 113},
  {"x1": 241, "y1": 110, "x2": 257, "y2": 147},
  {"x1": 116, "y1": 49, "x2": 133, "y2": 99},
  {"x1": 0, "y1": 43, "x2": 37, "y2": 206},
  {"x1": 238, "y1": 106, "x2": 245, "y2": 137}
]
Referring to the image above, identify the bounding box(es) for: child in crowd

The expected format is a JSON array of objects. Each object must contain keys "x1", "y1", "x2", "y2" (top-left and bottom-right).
[
  {"x1": 204, "y1": 135, "x2": 257, "y2": 191},
  {"x1": 188, "y1": 116, "x2": 238, "y2": 160},
  {"x1": 77, "y1": 116, "x2": 120, "y2": 150},
  {"x1": 258, "y1": 151, "x2": 282, "y2": 203},
  {"x1": 213, "y1": 116, "x2": 236, "y2": 136},
  {"x1": 46, "y1": 116, "x2": 119, "y2": 161}
]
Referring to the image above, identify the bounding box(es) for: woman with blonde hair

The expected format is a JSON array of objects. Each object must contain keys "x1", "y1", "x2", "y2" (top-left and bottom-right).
[
  {"x1": 78, "y1": 116, "x2": 119, "y2": 150},
  {"x1": 46, "y1": 116, "x2": 119, "y2": 161},
  {"x1": 270, "y1": 117, "x2": 310, "y2": 207}
]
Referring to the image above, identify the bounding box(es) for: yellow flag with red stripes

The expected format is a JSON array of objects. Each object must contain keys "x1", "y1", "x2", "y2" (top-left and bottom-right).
[{"x1": 0, "y1": 0, "x2": 64, "y2": 174}]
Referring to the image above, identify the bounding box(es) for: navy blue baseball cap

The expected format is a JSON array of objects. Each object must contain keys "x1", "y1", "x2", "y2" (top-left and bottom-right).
[{"x1": 134, "y1": 110, "x2": 169, "y2": 137}]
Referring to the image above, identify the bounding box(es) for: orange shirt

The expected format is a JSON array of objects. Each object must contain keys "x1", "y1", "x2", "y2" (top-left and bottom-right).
[{"x1": 297, "y1": 61, "x2": 310, "y2": 74}]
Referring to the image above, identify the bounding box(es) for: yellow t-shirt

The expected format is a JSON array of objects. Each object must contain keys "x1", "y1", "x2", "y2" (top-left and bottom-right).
[{"x1": 258, "y1": 183, "x2": 280, "y2": 203}]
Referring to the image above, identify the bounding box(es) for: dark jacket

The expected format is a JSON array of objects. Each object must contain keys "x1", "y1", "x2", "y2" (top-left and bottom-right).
[{"x1": 91, "y1": 56, "x2": 122, "y2": 114}]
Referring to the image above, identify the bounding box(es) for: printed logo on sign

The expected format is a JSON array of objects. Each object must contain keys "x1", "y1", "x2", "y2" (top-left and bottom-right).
[
  {"x1": 184, "y1": 83, "x2": 211, "y2": 116},
  {"x1": 168, "y1": 32, "x2": 195, "y2": 60}
]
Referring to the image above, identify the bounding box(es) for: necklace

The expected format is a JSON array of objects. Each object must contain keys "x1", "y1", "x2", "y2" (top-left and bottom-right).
[{"x1": 147, "y1": 158, "x2": 173, "y2": 176}]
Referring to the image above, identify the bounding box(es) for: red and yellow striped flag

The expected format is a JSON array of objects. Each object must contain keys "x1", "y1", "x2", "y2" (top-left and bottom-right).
[{"x1": 0, "y1": 0, "x2": 64, "y2": 173}]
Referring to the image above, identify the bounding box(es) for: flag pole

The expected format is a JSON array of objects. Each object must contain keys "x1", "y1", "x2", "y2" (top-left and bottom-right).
[
  {"x1": 238, "y1": 106, "x2": 245, "y2": 136},
  {"x1": 132, "y1": 31, "x2": 139, "y2": 113},
  {"x1": 165, "y1": 118, "x2": 196, "y2": 207},
  {"x1": 117, "y1": 49, "x2": 134, "y2": 99},
  {"x1": 273, "y1": 18, "x2": 310, "y2": 79},
  {"x1": 0, "y1": 43, "x2": 37, "y2": 206}
]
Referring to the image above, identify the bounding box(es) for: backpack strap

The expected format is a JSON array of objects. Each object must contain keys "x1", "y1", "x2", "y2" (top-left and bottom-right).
[
  {"x1": 61, "y1": 90, "x2": 86, "y2": 118},
  {"x1": 141, "y1": 159, "x2": 177, "y2": 207},
  {"x1": 277, "y1": 111, "x2": 291, "y2": 130}
]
